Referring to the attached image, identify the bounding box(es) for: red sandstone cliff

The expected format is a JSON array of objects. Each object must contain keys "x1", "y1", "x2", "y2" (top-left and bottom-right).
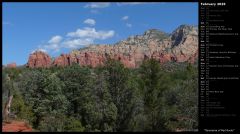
[
  {"x1": 7, "y1": 63, "x2": 17, "y2": 68},
  {"x1": 27, "y1": 51, "x2": 52, "y2": 68},
  {"x1": 27, "y1": 25, "x2": 198, "y2": 68}
]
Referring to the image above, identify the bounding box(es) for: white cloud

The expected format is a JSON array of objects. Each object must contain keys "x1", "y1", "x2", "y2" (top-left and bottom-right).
[
  {"x1": 48, "y1": 35, "x2": 62, "y2": 44},
  {"x1": 67, "y1": 27, "x2": 115, "y2": 40},
  {"x1": 43, "y1": 43, "x2": 60, "y2": 52},
  {"x1": 37, "y1": 26, "x2": 115, "y2": 52},
  {"x1": 117, "y1": 2, "x2": 145, "y2": 6},
  {"x1": 122, "y1": 16, "x2": 129, "y2": 21},
  {"x1": 116, "y1": 2, "x2": 159, "y2": 6},
  {"x1": 63, "y1": 38, "x2": 94, "y2": 49},
  {"x1": 38, "y1": 35, "x2": 62, "y2": 53},
  {"x1": 83, "y1": 19, "x2": 96, "y2": 26},
  {"x1": 85, "y1": 2, "x2": 110, "y2": 8},
  {"x1": 64, "y1": 27, "x2": 114, "y2": 48},
  {"x1": 126, "y1": 23, "x2": 132, "y2": 28},
  {"x1": 121, "y1": 16, "x2": 132, "y2": 28},
  {"x1": 31, "y1": 48, "x2": 47, "y2": 54}
]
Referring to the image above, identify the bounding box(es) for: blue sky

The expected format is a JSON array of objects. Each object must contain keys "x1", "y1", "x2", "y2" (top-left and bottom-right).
[{"x1": 3, "y1": 2, "x2": 198, "y2": 65}]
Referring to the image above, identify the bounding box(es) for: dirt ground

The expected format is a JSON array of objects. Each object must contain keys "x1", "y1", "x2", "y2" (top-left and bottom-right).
[{"x1": 2, "y1": 121, "x2": 32, "y2": 132}]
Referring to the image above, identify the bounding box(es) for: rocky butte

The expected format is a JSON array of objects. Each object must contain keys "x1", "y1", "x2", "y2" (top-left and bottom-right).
[
  {"x1": 27, "y1": 51, "x2": 51, "y2": 68},
  {"x1": 27, "y1": 25, "x2": 198, "y2": 68},
  {"x1": 7, "y1": 62, "x2": 17, "y2": 68}
]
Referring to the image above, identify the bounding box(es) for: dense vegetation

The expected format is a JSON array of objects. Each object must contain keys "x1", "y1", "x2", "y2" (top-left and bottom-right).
[{"x1": 2, "y1": 59, "x2": 198, "y2": 132}]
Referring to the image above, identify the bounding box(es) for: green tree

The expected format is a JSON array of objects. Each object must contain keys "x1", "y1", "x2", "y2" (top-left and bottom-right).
[
  {"x1": 104, "y1": 59, "x2": 137, "y2": 131},
  {"x1": 58, "y1": 64, "x2": 103, "y2": 131},
  {"x1": 93, "y1": 70, "x2": 117, "y2": 131},
  {"x1": 3, "y1": 58, "x2": 198, "y2": 132},
  {"x1": 11, "y1": 90, "x2": 35, "y2": 124},
  {"x1": 20, "y1": 69, "x2": 69, "y2": 131},
  {"x1": 138, "y1": 59, "x2": 171, "y2": 131},
  {"x1": 64, "y1": 116, "x2": 85, "y2": 132},
  {"x1": 2, "y1": 71, "x2": 11, "y2": 109},
  {"x1": 161, "y1": 64, "x2": 198, "y2": 131},
  {"x1": 58, "y1": 64, "x2": 92, "y2": 117}
]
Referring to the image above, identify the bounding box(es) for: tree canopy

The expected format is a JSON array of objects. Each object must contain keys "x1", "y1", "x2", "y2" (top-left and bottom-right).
[{"x1": 2, "y1": 59, "x2": 198, "y2": 132}]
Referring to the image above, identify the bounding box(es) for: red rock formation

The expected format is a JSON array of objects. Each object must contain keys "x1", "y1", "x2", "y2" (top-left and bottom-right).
[
  {"x1": 7, "y1": 63, "x2": 17, "y2": 68},
  {"x1": 188, "y1": 49, "x2": 198, "y2": 64},
  {"x1": 27, "y1": 51, "x2": 52, "y2": 68},
  {"x1": 53, "y1": 54, "x2": 72, "y2": 67},
  {"x1": 27, "y1": 25, "x2": 198, "y2": 68}
]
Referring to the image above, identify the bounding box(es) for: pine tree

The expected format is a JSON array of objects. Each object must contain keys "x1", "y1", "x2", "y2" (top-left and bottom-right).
[
  {"x1": 20, "y1": 70, "x2": 69, "y2": 131},
  {"x1": 94, "y1": 71, "x2": 117, "y2": 131},
  {"x1": 104, "y1": 59, "x2": 136, "y2": 131},
  {"x1": 139, "y1": 59, "x2": 170, "y2": 131}
]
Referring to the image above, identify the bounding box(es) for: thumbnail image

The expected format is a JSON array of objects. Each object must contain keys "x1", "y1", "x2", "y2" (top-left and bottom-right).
[{"x1": 2, "y1": 2, "x2": 198, "y2": 132}]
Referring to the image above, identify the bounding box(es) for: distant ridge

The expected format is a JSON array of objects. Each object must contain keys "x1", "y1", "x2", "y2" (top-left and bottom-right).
[{"x1": 27, "y1": 25, "x2": 198, "y2": 68}]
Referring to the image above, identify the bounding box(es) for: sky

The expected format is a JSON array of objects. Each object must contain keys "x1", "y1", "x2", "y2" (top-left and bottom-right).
[{"x1": 2, "y1": 2, "x2": 198, "y2": 65}]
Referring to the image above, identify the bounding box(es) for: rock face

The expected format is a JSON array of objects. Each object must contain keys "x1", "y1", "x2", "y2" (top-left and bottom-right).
[
  {"x1": 27, "y1": 51, "x2": 52, "y2": 68},
  {"x1": 7, "y1": 63, "x2": 17, "y2": 68},
  {"x1": 27, "y1": 25, "x2": 198, "y2": 68}
]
